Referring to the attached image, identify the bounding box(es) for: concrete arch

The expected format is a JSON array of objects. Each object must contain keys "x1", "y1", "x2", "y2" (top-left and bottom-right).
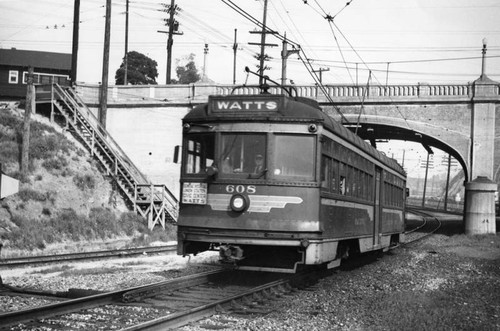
[{"x1": 342, "y1": 114, "x2": 470, "y2": 181}]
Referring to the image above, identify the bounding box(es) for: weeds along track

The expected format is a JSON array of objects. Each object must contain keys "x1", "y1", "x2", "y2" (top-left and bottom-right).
[
  {"x1": 0, "y1": 245, "x2": 177, "y2": 268},
  {"x1": 0, "y1": 268, "x2": 317, "y2": 330},
  {"x1": 404, "y1": 208, "x2": 442, "y2": 245}
]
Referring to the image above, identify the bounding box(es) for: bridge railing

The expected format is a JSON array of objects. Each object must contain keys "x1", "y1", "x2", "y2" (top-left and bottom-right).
[{"x1": 74, "y1": 81, "x2": 498, "y2": 106}]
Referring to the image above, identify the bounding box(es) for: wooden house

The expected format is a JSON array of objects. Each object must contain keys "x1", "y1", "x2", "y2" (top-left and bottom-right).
[{"x1": 0, "y1": 48, "x2": 71, "y2": 98}]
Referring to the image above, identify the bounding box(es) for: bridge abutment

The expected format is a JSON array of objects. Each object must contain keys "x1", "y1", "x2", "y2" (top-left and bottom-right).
[{"x1": 465, "y1": 177, "x2": 497, "y2": 235}]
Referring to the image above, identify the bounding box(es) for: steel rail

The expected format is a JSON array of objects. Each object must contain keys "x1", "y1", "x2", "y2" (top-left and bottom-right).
[
  {"x1": 404, "y1": 208, "x2": 442, "y2": 245},
  {"x1": 120, "y1": 275, "x2": 299, "y2": 331},
  {"x1": 405, "y1": 208, "x2": 428, "y2": 234},
  {"x1": 0, "y1": 244, "x2": 176, "y2": 267},
  {"x1": 0, "y1": 269, "x2": 225, "y2": 329}
]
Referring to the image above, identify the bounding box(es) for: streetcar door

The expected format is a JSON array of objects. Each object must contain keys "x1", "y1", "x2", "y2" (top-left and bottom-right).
[{"x1": 373, "y1": 167, "x2": 382, "y2": 247}]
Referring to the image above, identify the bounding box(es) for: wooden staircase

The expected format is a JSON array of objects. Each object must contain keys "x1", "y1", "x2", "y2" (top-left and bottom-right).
[{"x1": 37, "y1": 84, "x2": 178, "y2": 229}]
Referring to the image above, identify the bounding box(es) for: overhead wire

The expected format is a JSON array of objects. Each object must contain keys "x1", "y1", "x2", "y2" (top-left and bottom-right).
[
  {"x1": 219, "y1": 0, "x2": 351, "y2": 121},
  {"x1": 301, "y1": 0, "x2": 415, "y2": 130}
]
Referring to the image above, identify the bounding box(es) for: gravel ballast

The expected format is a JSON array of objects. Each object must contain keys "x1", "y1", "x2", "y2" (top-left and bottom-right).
[{"x1": 1, "y1": 222, "x2": 499, "y2": 330}]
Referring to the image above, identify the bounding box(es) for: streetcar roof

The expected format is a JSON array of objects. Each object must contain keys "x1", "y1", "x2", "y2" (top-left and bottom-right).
[{"x1": 184, "y1": 94, "x2": 405, "y2": 176}]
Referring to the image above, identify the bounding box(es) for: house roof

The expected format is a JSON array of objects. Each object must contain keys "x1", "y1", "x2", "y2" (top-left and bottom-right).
[{"x1": 0, "y1": 48, "x2": 71, "y2": 71}]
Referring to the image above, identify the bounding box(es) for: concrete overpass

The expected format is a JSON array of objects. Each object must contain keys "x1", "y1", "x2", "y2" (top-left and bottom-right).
[{"x1": 76, "y1": 77, "x2": 500, "y2": 184}]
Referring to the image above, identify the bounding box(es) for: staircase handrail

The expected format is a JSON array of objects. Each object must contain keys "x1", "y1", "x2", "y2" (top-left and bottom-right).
[
  {"x1": 136, "y1": 183, "x2": 178, "y2": 214},
  {"x1": 52, "y1": 84, "x2": 149, "y2": 185}
]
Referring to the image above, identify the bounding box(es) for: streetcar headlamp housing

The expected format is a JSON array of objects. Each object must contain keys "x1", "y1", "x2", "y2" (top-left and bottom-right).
[{"x1": 230, "y1": 194, "x2": 249, "y2": 212}]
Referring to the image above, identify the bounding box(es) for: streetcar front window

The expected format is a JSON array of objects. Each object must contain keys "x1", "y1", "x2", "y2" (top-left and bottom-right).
[
  {"x1": 272, "y1": 134, "x2": 315, "y2": 180},
  {"x1": 184, "y1": 133, "x2": 215, "y2": 174},
  {"x1": 220, "y1": 133, "x2": 266, "y2": 175}
]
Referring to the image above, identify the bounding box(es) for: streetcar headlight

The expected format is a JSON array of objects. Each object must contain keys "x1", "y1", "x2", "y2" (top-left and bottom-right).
[{"x1": 230, "y1": 194, "x2": 248, "y2": 212}]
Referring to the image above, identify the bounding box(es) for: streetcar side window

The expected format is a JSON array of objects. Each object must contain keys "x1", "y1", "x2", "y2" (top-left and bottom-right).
[
  {"x1": 184, "y1": 133, "x2": 215, "y2": 174},
  {"x1": 273, "y1": 134, "x2": 315, "y2": 180},
  {"x1": 331, "y1": 159, "x2": 339, "y2": 193},
  {"x1": 321, "y1": 155, "x2": 330, "y2": 189}
]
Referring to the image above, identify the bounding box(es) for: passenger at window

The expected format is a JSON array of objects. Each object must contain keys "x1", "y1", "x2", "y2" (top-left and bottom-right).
[
  {"x1": 221, "y1": 157, "x2": 233, "y2": 173},
  {"x1": 254, "y1": 154, "x2": 264, "y2": 173}
]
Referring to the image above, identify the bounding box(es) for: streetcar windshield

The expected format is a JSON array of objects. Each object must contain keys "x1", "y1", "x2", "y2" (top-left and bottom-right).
[
  {"x1": 220, "y1": 133, "x2": 266, "y2": 176},
  {"x1": 184, "y1": 133, "x2": 215, "y2": 174},
  {"x1": 272, "y1": 134, "x2": 315, "y2": 180}
]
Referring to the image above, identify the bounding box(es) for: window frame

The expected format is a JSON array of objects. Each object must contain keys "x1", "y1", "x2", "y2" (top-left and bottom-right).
[
  {"x1": 182, "y1": 132, "x2": 215, "y2": 176},
  {"x1": 8, "y1": 70, "x2": 18, "y2": 84},
  {"x1": 269, "y1": 133, "x2": 316, "y2": 182}
]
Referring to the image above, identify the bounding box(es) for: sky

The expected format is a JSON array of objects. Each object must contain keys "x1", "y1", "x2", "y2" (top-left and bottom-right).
[{"x1": 1, "y1": 0, "x2": 499, "y2": 86}]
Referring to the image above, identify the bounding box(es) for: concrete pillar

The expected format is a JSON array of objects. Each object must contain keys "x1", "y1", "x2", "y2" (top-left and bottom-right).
[
  {"x1": 470, "y1": 77, "x2": 497, "y2": 179},
  {"x1": 464, "y1": 176, "x2": 497, "y2": 235},
  {"x1": 464, "y1": 76, "x2": 498, "y2": 235}
]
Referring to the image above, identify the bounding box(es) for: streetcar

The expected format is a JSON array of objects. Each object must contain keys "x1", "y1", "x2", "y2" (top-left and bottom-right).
[{"x1": 175, "y1": 81, "x2": 406, "y2": 273}]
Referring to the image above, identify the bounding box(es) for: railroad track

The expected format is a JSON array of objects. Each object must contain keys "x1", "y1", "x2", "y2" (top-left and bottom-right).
[
  {"x1": 0, "y1": 268, "x2": 316, "y2": 330},
  {"x1": 0, "y1": 209, "x2": 445, "y2": 330},
  {"x1": 0, "y1": 244, "x2": 177, "y2": 268},
  {"x1": 404, "y1": 208, "x2": 442, "y2": 244}
]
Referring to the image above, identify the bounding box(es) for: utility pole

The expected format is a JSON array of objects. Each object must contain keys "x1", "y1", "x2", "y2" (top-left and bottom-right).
[
  {"x1": 158, "y1": 0, "x2": 182, "y2": 84},
  {"x1": 281, "y1": 33, "x2": 299, "y2": 86},
  {"x1": 166, "y1": 0, "x2": 175, "y2": 84},
  {"x1": 233, "y1": 29, "x2": 237, "y2": 84},
  {"x1": 99, "y1": 0, "x2": 111, "y2": 129},
  {"x1": 385, "y1": 62, "x2": 390, "y2": 86},
  {"x1": 71, "y1": 0, "x2": 80, "y2": 84},
  {"x1": 258, "y1": 0, "x2": 268, "y2": 84},
  {"x1": 312, "y1": 67, "x2": 330, "y2": 84},
  {"x1": 444, "y1": 154, "x2": 451, "y2": 211},
  {"x1": 202, "y1": 43, "x2": 209, "y2": 81},
  {"x1": 248, "y1": 0, "x2": 277, "y2": 85},
  {"x1": 22, "y1": 66, "x2": 34, "y2": 177},
  {"x1": 123, "y1": 0, "x2": 129, "y2": 85}
]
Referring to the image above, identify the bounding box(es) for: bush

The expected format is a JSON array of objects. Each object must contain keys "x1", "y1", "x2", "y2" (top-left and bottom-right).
[
  {"x1": 2, "y1": 206, "x2": 173, "y2": 251},
  {"x1": 131, "y1": 223, "x2": 177, "y2": 246},
  {"x1": 42, "y1": 155, "x2": 69, "y2": 172},
  {"x1": 89, "y1": 207, "x2": 119, "y2": 239},
  {"x1": 18, "y1": 188, "x2": 47, "y2": 202},
  {"x1": 0, "y1": 112, "x2": 21, "y2": 132},
  {"x1": 0, "y1": 141, "x2": 19, "y2": 163},
  {"x1": 121, "y1": 212, "x2": 148, "y2": 236},
  {"x1": 46, "y1": 208, "x2": 91, "y2": 242},
  {"x1": 6, "y1": 215, "x2": 46, "y2": 250},
  {"x1": 73, "y1": 173, "x2": 96, "y2": 191}
]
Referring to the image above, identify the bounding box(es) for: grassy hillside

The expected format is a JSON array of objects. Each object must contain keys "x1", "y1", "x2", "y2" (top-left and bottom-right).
[{"x1": 0, "y1": 101, "x2": 175, "y2": 256}]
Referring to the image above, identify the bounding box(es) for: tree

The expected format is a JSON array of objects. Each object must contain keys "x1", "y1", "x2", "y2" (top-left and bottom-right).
[
  {"x1": 173, "y1": 53, "x2": 200, "y2": 84},
  {"x1": 115, "y1": 51, "x2": 158, "y2": 85}
]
